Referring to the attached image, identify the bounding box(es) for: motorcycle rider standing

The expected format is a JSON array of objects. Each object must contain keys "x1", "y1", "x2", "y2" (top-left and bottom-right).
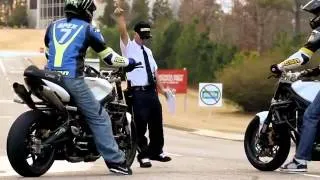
[
  {"x1": 44, "y1": 0, "x2": 138, "y2": 175},
  {"x1": 271, "y1": 0, "x2": 320, "y2": 172}
]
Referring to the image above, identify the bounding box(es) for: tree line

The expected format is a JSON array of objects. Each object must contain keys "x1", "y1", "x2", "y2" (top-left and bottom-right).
[
  {"x1": 0, "y1": 0, "x2": 28, "y2": 27},
  {"x1": 95, "y1": 0, "x2": 317, "y2": 111},
  {"x1": 5, "y1": 0, "x2": 313, "y2": 112}
]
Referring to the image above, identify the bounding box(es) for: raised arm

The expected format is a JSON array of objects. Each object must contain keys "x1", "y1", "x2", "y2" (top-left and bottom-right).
[{"x1": 114, "y1": 3, "x2": 129, "y2": 46}]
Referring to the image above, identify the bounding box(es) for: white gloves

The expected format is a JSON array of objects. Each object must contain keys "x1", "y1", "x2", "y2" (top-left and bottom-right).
[
  {"x1": 164, "y1": 89, "x2": 175, "y2": 114},
  {"x1": 164, "y1": 89, "x2": 174, "y2": 100},
  {"x1": 113, "y1": 0, "x2": 124, "y2": 16}
]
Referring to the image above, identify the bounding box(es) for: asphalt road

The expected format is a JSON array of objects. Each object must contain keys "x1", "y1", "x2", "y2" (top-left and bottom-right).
[{"x1": 1, "y1": 57, "x2": 320, "y2": 180}]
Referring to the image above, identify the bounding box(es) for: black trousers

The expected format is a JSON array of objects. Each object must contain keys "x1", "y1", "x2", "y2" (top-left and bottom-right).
[{"x1": 131, "y1": 89, "x2": 164, "y2": 159}]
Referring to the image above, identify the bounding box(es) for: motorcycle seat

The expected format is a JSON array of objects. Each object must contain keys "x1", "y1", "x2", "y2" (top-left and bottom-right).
[{"x1": 24, "y1": 65, "x2": 65, "y2": 88}]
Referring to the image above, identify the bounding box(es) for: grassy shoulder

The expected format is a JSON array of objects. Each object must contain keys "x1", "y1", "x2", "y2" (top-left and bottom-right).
[
  {"x1": 0, "y1": 29, "x2": 45, "y2": 51},
  {"x1": 159, "y1": 91, "x2": 253, "y2": 134}
]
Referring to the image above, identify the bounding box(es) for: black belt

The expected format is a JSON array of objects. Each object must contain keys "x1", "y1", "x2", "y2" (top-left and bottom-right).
[{"x1": 131, "y1": 85, "x2": 155, "y2": 91}]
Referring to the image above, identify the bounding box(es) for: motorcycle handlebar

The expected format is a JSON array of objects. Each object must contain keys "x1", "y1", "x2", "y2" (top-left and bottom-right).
[
  {"x1": 84, "y1": 65, "x2": 101, "y2": 77},
  {"x1": 283, "y1": 71, "x2": 302, "y2": 81},
  {"x1": 84, "y1": 62, "x2": 142, "y2": 83},
  {"x1": 84, "y1": 65, "x2": 122, "y2": 77},
  {"x1": 108, "y1": 77, "x2": 122, "y2": 83},
  {"x1": 268, "y1": 66, "x2": 320, "y2": 81}
]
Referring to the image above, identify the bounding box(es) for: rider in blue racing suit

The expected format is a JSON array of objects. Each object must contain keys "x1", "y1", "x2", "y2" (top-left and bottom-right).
[
  {"x1": 44, "y1": 0, "x2": 137, "y2": 175},
  {"x1": 271, "y1": 0, "x2": 320, "y2": 172}
]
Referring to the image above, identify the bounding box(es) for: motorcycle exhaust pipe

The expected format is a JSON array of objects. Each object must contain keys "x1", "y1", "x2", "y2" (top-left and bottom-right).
[
  {"x1": 39, "y1": 85, "x2": 67, "y2": 116},
  {"x1": 12, "y1": 83, "x2": 36, "y2": 109},
  {"x1": 43, "y1": 124, "x2": 68, "y2": 145}
]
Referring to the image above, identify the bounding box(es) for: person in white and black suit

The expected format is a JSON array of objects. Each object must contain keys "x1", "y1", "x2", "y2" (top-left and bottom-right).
[{"x1": 114, "y1": 3, "x2": 173, "y2": 168}]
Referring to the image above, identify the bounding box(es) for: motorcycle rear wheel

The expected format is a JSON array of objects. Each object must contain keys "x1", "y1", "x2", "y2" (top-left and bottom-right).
[{"x1": 7, "y1": 111, "x2": 55, "y2": 177}]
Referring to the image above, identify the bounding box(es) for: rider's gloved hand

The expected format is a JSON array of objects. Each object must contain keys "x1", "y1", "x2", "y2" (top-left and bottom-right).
[
  {"x1": 270, "y1": 64, "x2": 282, "y2": 75},
  {"x1": 124, "y1": 58, "x2": 141, "y2": 72}
]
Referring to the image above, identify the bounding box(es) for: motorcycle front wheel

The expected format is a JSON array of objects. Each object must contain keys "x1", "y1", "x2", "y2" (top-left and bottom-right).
[
  {"x1": 123, "y1": 119, "x2": 137, "y2": 167},
  {"x1": 244, "y1": 116, "x2": 291, "y2": 171}
]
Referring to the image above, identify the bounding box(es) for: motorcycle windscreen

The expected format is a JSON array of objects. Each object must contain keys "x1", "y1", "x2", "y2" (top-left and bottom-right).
[{"x1": 291, "y1": 80, "x2": 320, "y2": 102}]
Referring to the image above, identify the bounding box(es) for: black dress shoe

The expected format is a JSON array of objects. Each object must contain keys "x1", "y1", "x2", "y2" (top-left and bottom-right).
[
  {"x1": 150, "y1": 153, "x2": 172, "y2": 162},
  {"x1": 138, "y1": 158, "x2": 152, "y2": 168}
]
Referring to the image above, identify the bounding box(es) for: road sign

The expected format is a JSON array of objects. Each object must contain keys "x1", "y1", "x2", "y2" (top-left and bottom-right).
[
  {"x1": 199, "y1": 83, "x2": 223, "y2": 107},
  {"x1": 157, "y1": 69, "x2": 188, "y2": 94}
]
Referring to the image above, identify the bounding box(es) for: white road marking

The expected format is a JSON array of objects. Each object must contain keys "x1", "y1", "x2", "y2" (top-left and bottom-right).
[
  {"x1": 8, "y1": 70, "x2": 23, "y2": 74},
  {"x1": 0, "y1": 100, "x2": 14, "y2": 104},
  {"x1": 24, "y1": 57, "x2": 33, "y2": 66},
  {"x1": 0, "y1": 156, "x2": 94, "y2": 176},
  {"x1": 165, "y1": 152, "x2": 183, "y2": 157},
  {"x1": 8, "y1": 67, "x2": 25, "y2": 71},
  {"x1": 0, "y1": 116, "x2": 12, "y2": 119},
  {"x1": 6, "y1": 76, "x2": 12, "y2": 86},
  {"x1": 0, "y1": 59, "x2": 7, "y2": 76},
  {"x1": 191, "y1": 129, "x2": 244, "y2": 141},
  {"x1": 0, "y1": 51, "x2": 43, "y2": 58},
  {"x1": 303, "y1": 173, "x2": 320, "y2": 178}
]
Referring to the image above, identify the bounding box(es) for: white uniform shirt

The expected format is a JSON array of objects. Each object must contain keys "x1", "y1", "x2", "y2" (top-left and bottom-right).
[{"x1": 120, "y1": 35, "x2": 158, "y2": 86}]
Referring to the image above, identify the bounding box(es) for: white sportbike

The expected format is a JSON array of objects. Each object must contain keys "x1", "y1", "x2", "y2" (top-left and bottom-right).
[
  {"x1": 244, "y1": 67, "x2": 320, "y2": 171},
  {"x1": 6, "y1": 65, "x2": 137, "y2": 177}
]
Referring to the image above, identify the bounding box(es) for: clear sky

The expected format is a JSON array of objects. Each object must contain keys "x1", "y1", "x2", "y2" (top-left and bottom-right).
[{"x1": 216, "y1": 0, "x2": 233, "y2": 13}]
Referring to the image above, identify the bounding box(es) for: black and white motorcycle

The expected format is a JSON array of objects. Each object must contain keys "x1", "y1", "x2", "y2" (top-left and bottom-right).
[
  {"x1": 6, "y1": 64, "x2": 137, "y2": 177},
  {"x1": 244, "y1": 67, "x2": 320, "y2": 171}
]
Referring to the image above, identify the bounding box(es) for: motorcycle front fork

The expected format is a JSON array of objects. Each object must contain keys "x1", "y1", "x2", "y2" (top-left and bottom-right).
[{"x1": 258, "y1": 112, "x2": 274, "y2": 147}]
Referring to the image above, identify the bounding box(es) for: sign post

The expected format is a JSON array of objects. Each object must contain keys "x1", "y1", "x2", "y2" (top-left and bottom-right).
[
  {"x1": 183, "y1": 68, "x2": 187, "y2": 112},
  {"x1": 157, "y1": 69, "x2": 188, "y2": 112}
]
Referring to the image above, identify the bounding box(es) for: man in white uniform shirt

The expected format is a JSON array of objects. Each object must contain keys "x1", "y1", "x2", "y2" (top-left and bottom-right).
[{"x1": 114, "y1": 4, "x2": 172, "y2": 168}]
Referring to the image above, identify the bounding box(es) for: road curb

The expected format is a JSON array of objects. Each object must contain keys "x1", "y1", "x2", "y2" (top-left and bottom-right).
[
  {"x1": 24, "y1": 57, "x2": 33, "y2": 66},
  {"x1": 164, "y1": 124, "x2": 244, "y2": 141},
  {"x1": 191, "y1": 129, "x2": 244, "y2": 141},
  {"x1": 163, "y1": 124, "x2": 194, "y2": 132}
]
